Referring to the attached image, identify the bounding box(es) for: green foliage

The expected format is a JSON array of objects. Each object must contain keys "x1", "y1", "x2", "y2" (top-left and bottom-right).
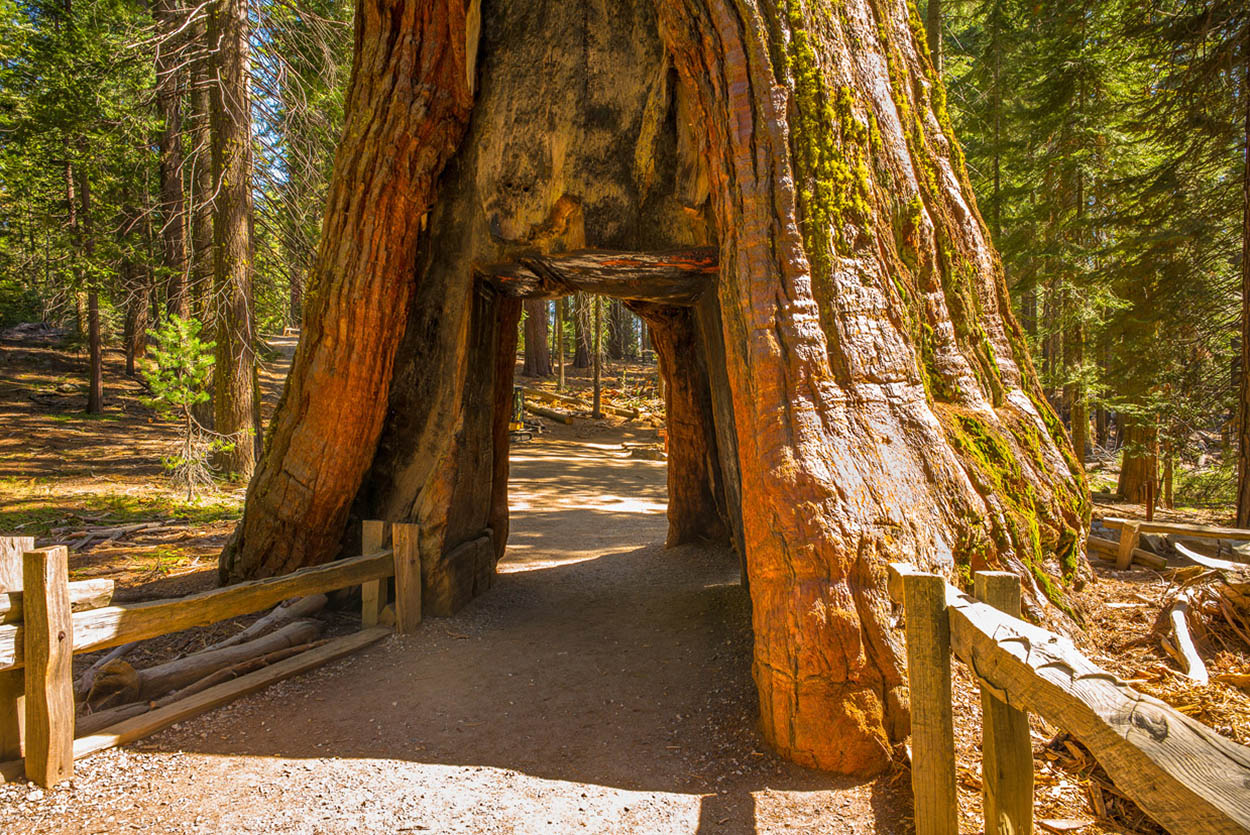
[
  {"x1": 942, "y1": 0, "x2": 1246, "y2": 484},
  {"x1": 141, "y1": 315, "x2": 214, "y2": 419},
  {"x1": 140, "y1": 315, "x2": 232, "y2": 499}
]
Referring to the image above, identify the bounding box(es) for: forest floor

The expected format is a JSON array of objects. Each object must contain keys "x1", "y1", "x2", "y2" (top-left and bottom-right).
[{"x1": 0, "y1": 335, "x2": 1247, "y2": 833}]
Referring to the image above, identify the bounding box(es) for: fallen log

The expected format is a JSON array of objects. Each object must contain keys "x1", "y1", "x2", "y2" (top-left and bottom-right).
[
  {"x1": 87, "y1": 619, "x2": 323, "y2": 709},
  {"x1": 0, "y1": 627, "x2": 393, "y2": 782},
  {"x1": 0, "y1": 578, "x2": 114, "y2": 625},
  {"x1": 188, "y1": 594, "x2": 327, "y2": 656},
  {"x1": 1161, "y1": 595, "x2": 1210, "y2": 684},
  {"x1": 521, "y1": 386, "x2": 639, "y2": 419},
  {"x1": 74, "y1": 639, "x2": 330, "y2": 737},
  {"x1": 524, "y1": 402, "x2": 574, "y2": 425},
  {"x1": 73, "y1": 641, "x2": 138, "y2": 701}
]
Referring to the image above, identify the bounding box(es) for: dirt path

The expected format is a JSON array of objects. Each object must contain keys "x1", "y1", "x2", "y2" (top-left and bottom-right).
[{"x1": 1, "y1": 426, "x2": 908, "y2": 834}]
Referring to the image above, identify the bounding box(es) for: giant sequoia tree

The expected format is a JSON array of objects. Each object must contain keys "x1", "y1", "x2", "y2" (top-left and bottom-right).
[{"x1": 221, "y1": 0, "x2": 1087, "y2": 776}]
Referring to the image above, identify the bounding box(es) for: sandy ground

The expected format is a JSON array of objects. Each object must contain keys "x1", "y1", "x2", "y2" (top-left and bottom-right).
[{"x1": 0, "y1": 423, "x2": 911, "y2": 835}]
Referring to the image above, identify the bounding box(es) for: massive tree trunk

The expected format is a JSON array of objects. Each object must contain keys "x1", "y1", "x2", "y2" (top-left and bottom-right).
[
  {"x1": 222, "y1": 0, "x2": 1087, "y2": 778},
  {"x1": 208, "y1": 0, "x2": 258, "y2": 477},
  {"x1": 656, "y1": 0, "x2": 1086, "y2": 773},
  {"x1": 218, "y1": 0, "x2": 476, "y2": 580}
]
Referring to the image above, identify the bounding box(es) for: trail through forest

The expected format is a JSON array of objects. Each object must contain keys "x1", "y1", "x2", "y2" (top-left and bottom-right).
[{"x1": 0, "y1": 424, "x2": 908, "y2": 834}]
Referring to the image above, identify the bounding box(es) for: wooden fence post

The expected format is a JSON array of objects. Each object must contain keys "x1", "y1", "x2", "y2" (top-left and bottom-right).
[
  {"x1": 974, "y1": 571, "x2": 1034, "y2": 835},
  {"x1": 0, "y1": 535, "x2": 31, "y2": 762},
  {"x1": 23, "y1": 546, "x2": 73, "y2": 787},
  {"x1": 903, "y1": 570, "x2": 958, "y2": 835},
  {"x1": 1116, "y1": 521, "x2": 1140, "y2": 570},
  {"x1": 360, "y1": 520, "x2": 390, "y2": 628},
  {"x1": 392, "y1": 523, "x2": 422, "y2": 634}
]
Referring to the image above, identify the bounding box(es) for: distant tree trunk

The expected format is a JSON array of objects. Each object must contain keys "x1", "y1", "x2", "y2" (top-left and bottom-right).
[
  {"x1": 572, "y1": 292, "x2": 590, "y2": 368},
  {"x1": 189, "y1": 19, "x2": 214, "y2": 329},
  {"x1": 122, "y1": 258, "x2": 150, "y2": 377},
  {"x1": 218, "y1": 0, "x2": 475, "y2": 581},
  {"x1": 155, "y1": 0, "x2": 189, "y2": 318},
  {"x1": 521, "y1": 298, "x2": 550, "y2": 376},
  {"x1": 592, "y1": 295, "x2": 602, "y2": 418},
  {"x1": 80, "y1": 173, "x2": 102, "y2": 414},
  {"x1": 1118, "y1": 419, "x2": 1157, "y2": 504},
  {"x1": 555, "y1": 297, "x2": 565, "y2": 389},
  {"x1": 606, "y1": 298, "x2": 626, "y2": 359},
  {"x1": 925, "y1": 0, "x2": 942, "y2": 74},
  {"x1": 1237, "y1": 60, "x2": 1250, "y2": 526},
  {"x1": 208, "y1": 0, "x2": 257, "y2": 477}
]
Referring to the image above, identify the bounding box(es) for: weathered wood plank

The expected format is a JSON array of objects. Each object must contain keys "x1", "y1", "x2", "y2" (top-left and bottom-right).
[
  {"x1": 23, "y1": 546, "x2": 74, "y2": 787},
  {"x1": 360, "y1": 521, "x2": 389, "y2": 628},
  {"x1": 0, "y1": 578, "x2": 115, "y2": 625},
  {"x1": 0, "y1": 549, "x2": 394, "y2": 672},
  {"x1": 947, "y1": 585, "x2": 1250, "y2": 834},
  {"x1": 0, "y1": 536, "x2": 34, "y2": 592},
  {"x1": 902, "y1": 570, "x2": 958, "y2": 835},
  {"x1": 974, "y1": 571, "x2": 1033, "y2": 835},
  {"x1": 480, "y1": 247, "x2": 716, "y2": 306},
  {"x1": 392, "y1": 524, "x2": 421, "y2": 634},
  {"x1": 1116, "y1": 521, "x2": 1141, "y2": 570},
  {"x1": 1103, "y1": 516, "x2": 1250, "y2": 541},
  {"x1": 0, "y1": 668, "x2": 21, "y2": 761}
]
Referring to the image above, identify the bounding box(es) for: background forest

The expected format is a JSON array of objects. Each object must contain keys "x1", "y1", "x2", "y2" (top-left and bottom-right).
[{"x1": 0, "y1": 0, "x2": 1247, "y2": 516}]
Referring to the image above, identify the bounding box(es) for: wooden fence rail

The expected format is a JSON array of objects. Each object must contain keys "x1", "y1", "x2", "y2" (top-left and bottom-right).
[
  {"x1": 0, "y1": 520, "x2": 422, "y2": 788},
  {"x1": 888, "y1": 563, "x2": 1250, "y2": 835}
]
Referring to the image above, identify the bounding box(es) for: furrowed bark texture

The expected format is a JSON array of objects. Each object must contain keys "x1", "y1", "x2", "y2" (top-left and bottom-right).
[
  {"x1": 655, "y1": 0, "x2": 1088, "y2": 773},
  {"x1": 218, "y1": 0, "x2": 475, "y2": 580},
  {"x1": 630, "y1": 301, "x2": 728, "y2": 547}
]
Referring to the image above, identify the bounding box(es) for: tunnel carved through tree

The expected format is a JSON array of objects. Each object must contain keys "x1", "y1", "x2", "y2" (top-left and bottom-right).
[{"x1": 220, "y1": 0, "x2": 1090, "y2": 777}]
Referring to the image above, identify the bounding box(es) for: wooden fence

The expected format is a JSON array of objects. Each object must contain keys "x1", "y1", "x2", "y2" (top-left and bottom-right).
[
  {"x1": 0, "y1": 520, "x2": 420, "y2": 788},
  {"x1": 888, "y1": 563, "x2": 1250, "y2": 835}
]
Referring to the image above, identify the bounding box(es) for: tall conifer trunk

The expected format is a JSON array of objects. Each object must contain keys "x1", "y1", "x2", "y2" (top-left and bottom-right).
[
  {"x1": 208, "y1": 0, "x2": 257, "y2": 476},
  {"x1": 154, "y1": 0, "x2": 189, "y2": 318}
]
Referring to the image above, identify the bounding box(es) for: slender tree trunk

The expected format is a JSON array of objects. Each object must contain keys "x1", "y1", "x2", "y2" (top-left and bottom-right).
[
  {"x1": 572, "y1": 292, "x2": 590, "y2": 368},
  {"x1": 219, "y1": 0, "x2": 476, "y2": 580},
  {"x1": 592, "y1": 296, "x2": 602, "y2": 418},
  {"x1": 521, "y1": 298, "x2": 550, "y2": 376},
  {"x1": 556, "y1": 297, "x2": 565, "y2": 389},
  {"x1": 1118, "y1": 418, "x2": 1157, "y2": 505},
  {"x1": 155, "y1": 0, "x2": 189, "y2": 318},
  {"x1": 1236, "y1": 60, "x2": 1250, "y2": 526},
  {"x1": 189, "y1": 19, "x2": 214, "y2": 329},
  {"x1": 80, "y1": 174, "x2": 102, "y2": 414},
  {"x1": 209, "y1": 0, "x2": 257, "y2": 477},
  {"x1": 925, "y1": 0, "x2": 942, "y2": 75}
]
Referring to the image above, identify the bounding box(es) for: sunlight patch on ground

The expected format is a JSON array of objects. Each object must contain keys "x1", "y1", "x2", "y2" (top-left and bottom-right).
[{"x1": 136, "y1": 753, "x2": 709, "y2": 834}]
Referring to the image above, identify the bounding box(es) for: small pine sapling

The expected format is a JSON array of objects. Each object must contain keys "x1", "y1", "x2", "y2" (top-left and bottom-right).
[{"x1": 141, "y1": 316, "x2": 231, "y2": 500}]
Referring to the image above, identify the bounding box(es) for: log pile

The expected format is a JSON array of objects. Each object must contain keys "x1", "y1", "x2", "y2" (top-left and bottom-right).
[
  {"x1": 1153, "y1": 547, "x2": 1250, "y2": 687},
  {"x1": 73, "y1": 594, "x2": 330, "y2": 737}
]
